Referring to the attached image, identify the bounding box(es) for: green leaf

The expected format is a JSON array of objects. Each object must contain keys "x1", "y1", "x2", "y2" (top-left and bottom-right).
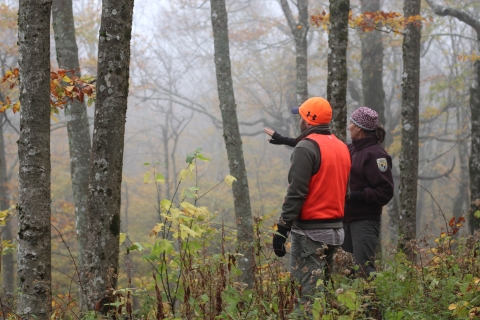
[
  {"x1": 143, "y1": 162, "x2": 150, "y2": 166},
  {"x1": 313, "y1": 298, "x2": 323, "y2": 320},
  {"x1": 186, "y1": 152, "x2": 196, "y2": 164},
  {"x1": 196, "y1": 153, "x2": 210, "y2": 162},
  {"x1": 200, "y1": 294, "x2": 209, "y2": 303},
  {"x1": 474, "y1": 210, "x2": 480, "y2": 218},
  {"x1": 156, "y1": 239, "x2": 174, "y2": 254},
  {"x1": 338, "y1": 291, "x2": 359, "y2": 311},
  {"x1": 155, "y1": 173, "x2": 165, "y2": 183}
]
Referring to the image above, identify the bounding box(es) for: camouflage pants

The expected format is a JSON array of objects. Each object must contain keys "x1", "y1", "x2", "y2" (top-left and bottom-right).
[{"x1": 289, "y1": 232, "x2": 338, "y2": 305}]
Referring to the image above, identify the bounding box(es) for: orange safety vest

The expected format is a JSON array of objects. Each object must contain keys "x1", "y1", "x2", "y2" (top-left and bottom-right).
[{"x1": 299, "y1": 133, "x2": 351, "y2": 221}]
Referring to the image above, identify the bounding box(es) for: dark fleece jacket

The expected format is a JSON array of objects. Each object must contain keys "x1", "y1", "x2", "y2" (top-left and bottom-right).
[{"x1": 343, "y1": 135, "x2": 394, "y2": 222}]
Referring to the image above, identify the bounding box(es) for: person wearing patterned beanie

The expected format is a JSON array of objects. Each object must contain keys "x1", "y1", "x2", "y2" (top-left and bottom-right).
[{"x1": 343, "y1": 106, "x2": 394, "y2": 278}]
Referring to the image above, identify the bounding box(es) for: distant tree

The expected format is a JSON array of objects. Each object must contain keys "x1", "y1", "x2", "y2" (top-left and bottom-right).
[
  {"x1": 399, "y1": 0, "x2": 422, "y2": 253},
  {"x1": 81, "y1": 0, "x2": 135, "y2": 312},
  {"x1": 279, "y1": 0, "x2": 309, "y2": 106},
  {"x1": 17, "y1": 0, "x2": 52, "y2": 318},
  {"x1": 0, "y1": 113, "x2": 12, "y2": 295},
  {"x1": 359, "y1": 0, "x2": 386, "y2": 126},
  {"x1": 425, "y1": 0, "x2": 480, "y2": 232},
  {"x1": 210, "y1": 0, "x2": 255, "y2": 287},
  {"x1": 328, "y1": 0, "x2": 350, "y2": 141},
  {"x1": 51, "y1": 0, "x2": 91, "y2": 305}
]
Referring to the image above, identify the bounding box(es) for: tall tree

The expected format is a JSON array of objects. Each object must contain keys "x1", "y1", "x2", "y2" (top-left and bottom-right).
[
  {"x1": 328, "y1": 0, "x2": 350, "y2": 141},
  {"x1": 398, "y1": 0, "x2": 421, "y2": 252},
  {"x1": 17, "y1": 0, "x2": 52, "y2": 318},
  {"x1": 0, "y1": 114, "x2": 13, "y2": 295},
  {"x1": 359, "y1": 0, "x2": 386, "y2": 126},
  {"x1": 51, "y1": 0, "x2": 91, "y2": 293},
  {"x1": 425, "y1": 0, "x2": 480, "y2": 233},
  {"x1": 279, "y1": 0, "x2": 309, "y2": 106},
  {"x1": 81, "y1": 0, "x2": 135, "y2": 311},
  {"x1": 210, "y1": 0, "x2": 255, "y2": 287}
]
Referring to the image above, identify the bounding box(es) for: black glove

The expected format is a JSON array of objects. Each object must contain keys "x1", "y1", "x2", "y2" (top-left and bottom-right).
[
  {"x1": 348, "y1": 191, "x2": 366, "y2": 203},
  {"x1": 273, "y1": 224, "x2": 290, "y2": 257}
]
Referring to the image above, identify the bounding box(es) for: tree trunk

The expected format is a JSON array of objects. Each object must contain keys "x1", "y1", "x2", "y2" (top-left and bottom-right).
[
  {"x1": 0, "y1": 116, "x2": 13, "y2": 297},
  {"x1": 327, "y1": 0, "x2": 350, "y2": 142},
  {"x1": 210, "y1": 0, "x2": 255, "y2": 288},
  {"x1": 398, "y1": 0, "x2": 421, "y2": 253},
  {"x1": 359, "y1": 0, "x2": 386, "y2": 126},
  {"x1": 469, "y1": 54, "x2": 480, "y2": 232},
  {"x1": 279, "y1": 0, "x2": 309, "y2": 107},
  {"x1": 17, "y1": 1, "x2": 52, "y2": 318},
  {"x1": 81, "y1": 0, "x2": 134, "y2": 311},
  {"x1": 51, "y1": 0, "x2": 91, "y2": 301},
  {"x1": 424, "y1": 0, "x2": 480, "y2": 232}
]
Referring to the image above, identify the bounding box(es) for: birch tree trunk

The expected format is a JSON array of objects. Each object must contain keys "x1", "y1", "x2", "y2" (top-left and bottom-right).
[
  {"x1": 425, "y1": 0, "x2": 480, "y2": 232},
  {"x1": 17, "y1": 1, "x2": 52, "y2": 318},
  {"x1": 210, "y1": 0, "x2": 255, "y2": 288},
  {"x1": 51, "y1": 0, "x2": 91, "y2": 298},
  {"x1": 359, "y1": 0, "x2": 386, "y2": 126},
  {"x1": 81, "y1": 0, "x2": 135, "y2": 311},
  {"x1": 279, "y1": 0, "x2": 309, "y2": 106},
  {"x1": 398, "y1": 0, "x2": 421, "y2": 252},
  {"x1": 328, "y1": 0, "x2": 350, "y2": 142}
]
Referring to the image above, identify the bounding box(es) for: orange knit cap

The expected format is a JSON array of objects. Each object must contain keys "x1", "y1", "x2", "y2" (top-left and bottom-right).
[{"x1": 291, "y1": 97, "x2": 332, "y2": 125}]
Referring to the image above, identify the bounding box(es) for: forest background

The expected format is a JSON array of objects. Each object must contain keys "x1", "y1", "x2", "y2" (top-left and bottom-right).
[{"x1": 0, "y1": 0, "x2": 479, "y2": 318}]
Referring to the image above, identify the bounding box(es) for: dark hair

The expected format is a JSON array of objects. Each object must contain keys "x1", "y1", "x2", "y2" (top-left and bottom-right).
[{"x1": 365, "y1": 124, "x2": 386, "y2": 144}]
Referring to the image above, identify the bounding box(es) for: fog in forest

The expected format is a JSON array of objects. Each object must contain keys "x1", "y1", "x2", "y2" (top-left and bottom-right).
[{"x1": 0, "y1": 0, "x2": 478, "y2": 303}]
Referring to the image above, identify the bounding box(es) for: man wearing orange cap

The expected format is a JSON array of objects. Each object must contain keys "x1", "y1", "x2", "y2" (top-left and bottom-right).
[{"x1": 272, "y1": 97, "x2": 351, "y2": 309}]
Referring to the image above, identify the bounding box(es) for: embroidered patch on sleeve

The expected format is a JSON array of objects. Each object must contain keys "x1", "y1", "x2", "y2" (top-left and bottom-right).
[{"x1": 376, "y1": 158, "x2": 388, "y2": 172}]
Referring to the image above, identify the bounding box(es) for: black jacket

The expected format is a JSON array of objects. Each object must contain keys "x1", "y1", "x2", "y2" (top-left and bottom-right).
[{"x1": 343, "y1": 135, "x2": 394, "y2": 222}]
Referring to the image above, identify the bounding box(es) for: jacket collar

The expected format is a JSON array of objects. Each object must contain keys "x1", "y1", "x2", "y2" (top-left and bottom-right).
[
  {"x1": 295, "y1": 124, "x2": 331, "y2": 144},
  {"x1": 351, "y1": 135, "x2": 378, "y2": 151}
]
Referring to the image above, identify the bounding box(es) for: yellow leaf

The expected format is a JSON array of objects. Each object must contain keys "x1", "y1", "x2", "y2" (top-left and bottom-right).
[
  {"x1": 178, "y1": 163, "x2": 195, "y2": 181},
  {"x1": 224, "y1": 174, "x2": 237, "y2": 186},
  {"x1": 180, "y1": 202, "x2": 197, "y2": 216},
  {"x1": 50, "y1": 114, "x2": 59, "y2": 122},
  {"x1": 179, "y1": 224, "x2": 200, "y2": 239},
  {"x1": 143, "y1": 171, "x2": 153, "y2": 184},
  {"x1": 12, "y1": 102, "x2": 20, "y2": 114},
  {"x1": 119, "y1": 233, "x2": 126, "y2": 244},
  {"x1": 149, "y1": 223, "x2": 164, "y2": 237},
  {"x1": 65, "y1": 85, "x2": 75, "y2": 92},
  {"x1": 449, "y1": 303, "x2": 457, "y2": 310},
  {"x1": 62, "y1": 75, "x2": 72, "y2": 83}
]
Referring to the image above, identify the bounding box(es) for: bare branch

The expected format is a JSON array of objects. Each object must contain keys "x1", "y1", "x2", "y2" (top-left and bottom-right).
[{"x1": 426, "y1": 0, "x2": 480, "y2": 34}]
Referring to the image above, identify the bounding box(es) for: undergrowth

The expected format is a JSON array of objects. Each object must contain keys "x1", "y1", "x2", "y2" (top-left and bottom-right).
[{"x1": 1, "y1": 149, "x2": 479, "y2": 319}]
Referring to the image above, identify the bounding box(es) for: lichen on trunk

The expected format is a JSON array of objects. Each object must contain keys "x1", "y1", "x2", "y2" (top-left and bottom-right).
[
  {"x1": 80, "y1": 0, "x2": 135, "y2": 312},
  {"x1": 210, "y1": 0, "x2": 255, "y2": 288},
  {"x1": 17, "y1": 0, "x2": 53, "y2": 318},
  {"x1": 327, "y1": 0, "x2": 350, "y2": 142},
  {"x1": 398, "y1": 0, "x2": 421, "y2": 254}
]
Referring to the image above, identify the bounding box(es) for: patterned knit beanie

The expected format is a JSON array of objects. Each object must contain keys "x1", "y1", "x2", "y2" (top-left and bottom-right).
[{"x1": 350, "y1": 106, "x2": 378, "y2": 131}]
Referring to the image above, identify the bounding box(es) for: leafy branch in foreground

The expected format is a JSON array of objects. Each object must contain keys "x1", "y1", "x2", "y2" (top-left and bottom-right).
[{"x1": 0, "y1": 68, "x2": 96, "y2": 121}]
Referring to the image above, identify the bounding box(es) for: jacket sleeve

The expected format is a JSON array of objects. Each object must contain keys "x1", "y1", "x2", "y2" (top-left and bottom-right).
[
  {"x1": 278, "y1": 142, "x2": 316, "y2": 228},
  {"x1": 269, "y1": 131, "x2": 297, "y2": 147},
  {"x1": 362, "y1": 152, "x2": 394, "y2": 206}
]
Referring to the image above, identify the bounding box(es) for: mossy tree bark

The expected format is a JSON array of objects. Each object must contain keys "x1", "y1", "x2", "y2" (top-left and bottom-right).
[
  {"x1": 51, "y1": 1, "x2": 91, "y2": 305},
  {"x1": 328, "y1": 0, "x2": 350, "y2": 142},
  {"x1": 279, "y1": 0, "x2": 309, "y2": 107},
  {"x1": 210, "y1": 0, "x2": 255, "y2": 288},
  {"x1": 17, "y1": 0, "x2": 52, "y2": 318},
  {"x1": 398, "y1": 0, "x2": 421, "y2": 254},
  {"x1": 425, "y1": 0, "x2": 480, "y2": 233},
  {"x1": 80, "y1": 0, "x2": 134, "y2": 312}
]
